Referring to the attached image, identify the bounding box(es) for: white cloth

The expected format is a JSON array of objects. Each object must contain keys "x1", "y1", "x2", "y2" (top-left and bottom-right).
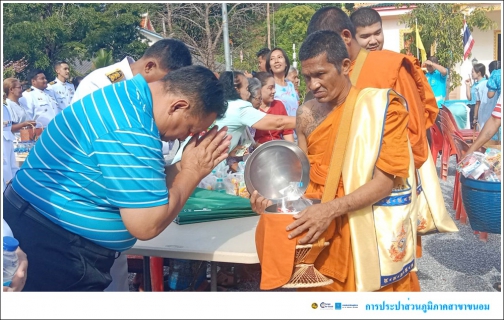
[
  {"x1": 22, "y1": 87, "x2": 59, "y2": 127},
  {"x1": 5, "y1": 98, "x2": 31, "y2": 124},
  {"x1": 3, "y1": 104, "x2": 19, "y2": 192},
  {"x1": 71, "y1": 56, "x2": 173, "y2": 156},
  {"x1": 71, "y1": 56, "x2": 135, "y2": 103},
  {"x1": 171, "y1": 99, "x2": 267, "y2": 164},
  {"x1": 47, "y1": 78, "x2": 75, "y2": 111}
]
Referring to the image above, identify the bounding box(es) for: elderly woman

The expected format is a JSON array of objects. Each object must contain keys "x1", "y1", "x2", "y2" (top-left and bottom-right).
[
  {"x1": 253, "y1": 72, "x2": 294, "y2": 145},
  {"x1": 286, "y1": 66, "x2": 300, "y2": 95}
]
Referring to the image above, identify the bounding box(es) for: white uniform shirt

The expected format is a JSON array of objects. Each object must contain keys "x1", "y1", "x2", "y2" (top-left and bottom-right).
[
  {"x1": 5, "y1": 98, "x2": 31, "y2": 124},
  {"x1": 47, "y1": 78, "x2": 75, "y2": 111},
  {"x1": 71, "y1": 56, "x2": 173, "y2": 155},
  {"x1": 71, "y1": 56, "x2": 135, "y2": 103},
  {"x1": 21, "y1": 87, "x2": 60, "y2": 127}
]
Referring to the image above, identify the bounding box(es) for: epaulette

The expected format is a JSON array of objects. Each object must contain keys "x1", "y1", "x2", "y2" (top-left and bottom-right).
[
  {"x1": 105, "y1": 69, "x2": 125, "y2": 83},
  {"x1": 24, "y1": 88, "x2": 32, "y2": 92},
  {"x1": 48, "y1": 80, "x2": 56, "y2": 85}
]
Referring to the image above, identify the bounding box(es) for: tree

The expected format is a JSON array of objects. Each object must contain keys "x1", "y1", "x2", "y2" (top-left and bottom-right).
[
  {"x1": 152, "y1": 3, "x2": 265, "y2": 70},
  {"x1": 91, "y1": 49, "x2": 114, "y2": 70},
  {"x1": 3, "y1": 3, "x2": 150, "y2": 80},
  {"x1": 400, "y1": 3, "x2": 496, "y2": 92},
  {"x1": 3, "y1": 58, "x2": 29, "y2": 79}
]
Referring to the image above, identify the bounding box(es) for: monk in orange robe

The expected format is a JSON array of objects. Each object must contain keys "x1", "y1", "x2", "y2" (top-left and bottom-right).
[
  {"x1": 304, "y1": 6, "x2": 439, "y2": 258},
  {"x1": 251, "y1": 30, "x2": 420, "y2": 292},
  {"x1": 304, "y1": 7, "x2": 438, "y2": 170}
]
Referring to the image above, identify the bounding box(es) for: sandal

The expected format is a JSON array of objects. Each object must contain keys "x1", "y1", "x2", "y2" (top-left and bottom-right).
[
  {"x1": 216, "y1": 270, "x2": 236, "y2": 287},
  {"x1": 493, "y1": 282, "x2": 501, "y2": 292}
]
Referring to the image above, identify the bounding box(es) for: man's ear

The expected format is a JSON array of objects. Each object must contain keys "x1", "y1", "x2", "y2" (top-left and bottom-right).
[
  {"x1": 144, "y1": 60, "x2": 157, "y2": 74},
  {"x1": 341, "y1": 58, "x2": 352, "y2": 76},
  {"x1": 341, "y1": 29, "x2": 353, "y2": 45},
  {"x1": 167, "y1": 99, "x2": 190, "y2": 115}
]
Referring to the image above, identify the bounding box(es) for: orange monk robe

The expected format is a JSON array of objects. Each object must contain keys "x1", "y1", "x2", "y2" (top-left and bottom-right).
[
  {"x1": 299, "y1": 93, "x2": 421, "y2": 292},
  {"x1": 352, "y1": 49, "x2": 439, "y2": 169}
]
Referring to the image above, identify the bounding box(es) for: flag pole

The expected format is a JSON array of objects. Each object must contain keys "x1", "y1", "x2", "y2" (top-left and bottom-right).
[{"x1": 415, "y1": 18, "x2": 419, "y2": 61}]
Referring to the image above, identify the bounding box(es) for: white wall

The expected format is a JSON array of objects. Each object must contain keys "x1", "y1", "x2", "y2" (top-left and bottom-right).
[{"x1": 381, "y1": 16, "x2": 407, "y2": 53}]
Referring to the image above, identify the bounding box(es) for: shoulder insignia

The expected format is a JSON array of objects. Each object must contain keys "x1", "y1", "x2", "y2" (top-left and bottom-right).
[
  {"x1": 105, "y1": 69, "x2": 125, "y2": 84},
  {"x1": 49, "y1": 81, "x2": 56, "y2": 85},
  {"x1": 25, "y1": 88, "x2": 32, "y2": 92}
]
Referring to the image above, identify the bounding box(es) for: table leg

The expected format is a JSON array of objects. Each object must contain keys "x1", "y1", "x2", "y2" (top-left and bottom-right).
[
  {"x1": 143, "y1": 256, "x2": 152, "y2": 291},
  {"x1": 210, "y1": 261, "x2": 217, "y2": 292}
]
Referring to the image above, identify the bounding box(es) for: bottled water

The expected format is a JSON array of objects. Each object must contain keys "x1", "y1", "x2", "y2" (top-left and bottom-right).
[
  {"x1": 214, "y1": 178, "x2": 226, "y2": 193},
  {"x1": 3, "y1": 236, "x2": 20, "y2": 287}
]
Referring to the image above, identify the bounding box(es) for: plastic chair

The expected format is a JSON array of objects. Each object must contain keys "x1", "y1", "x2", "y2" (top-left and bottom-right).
[
  {"x1": 441, "y1": 106, "x2": 478, "y2": 141},
  {"x1": 429, "y1": 122, "x2": 444, "y2": 163}
]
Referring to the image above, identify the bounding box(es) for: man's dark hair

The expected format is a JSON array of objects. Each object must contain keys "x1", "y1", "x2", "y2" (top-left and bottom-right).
[
  {"x1": 162, "y1": 65, "x2": 227, "y2": 119},
  {"x1": 142, "y1": 38, "x2": 192, "y2": 72},
  {"x1": 489, "y1": 60, "x2": 501, "y2": 74},
  {"x1": 218, "y1": 71, "x2": 243, "y2": 101},
  {"x1": 72, "y1": 76, "x2": 84, "y2": 89},
  {"x1": 350, "y1": 7, "x2": 382, "y2": 29},
  {"x1": 428, "y1": 56, "x2": 439, "y2": 64},
  {"x1": 256, "y1": 47, "x2": 271, "y2": 59},
  {"x1": 265, "y1": 47, "x2": 291, "y2": 78},
  {"x1": 307, "y1": 6, "x2": 356, "y2": 38},
  {"x1": 28, "y1": 69, "x2": 46, "y2": 82},
  {"x1": 54, "y1": 61, "x2": 69, "y2": 70},
  {"x1": 299, "y1": 30, "x2": 349, "y2": 73}
]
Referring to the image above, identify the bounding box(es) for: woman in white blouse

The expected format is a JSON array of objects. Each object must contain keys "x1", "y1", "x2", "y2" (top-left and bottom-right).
[{"x1": 3, "y1": 78, "x2": 35, "y2": 132}]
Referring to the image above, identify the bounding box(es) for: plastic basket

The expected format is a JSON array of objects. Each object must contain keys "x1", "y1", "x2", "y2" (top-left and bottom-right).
[{"x1": 460, "y1": 176, "x2": 501, "y2": 234}]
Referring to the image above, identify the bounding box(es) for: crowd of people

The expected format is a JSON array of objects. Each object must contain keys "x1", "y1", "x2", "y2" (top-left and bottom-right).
[{"x1": 2, "y1": 5, "x2": 501, "y2": 293}]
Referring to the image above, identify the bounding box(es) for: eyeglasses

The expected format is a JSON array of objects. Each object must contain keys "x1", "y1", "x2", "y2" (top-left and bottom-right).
[{"x1": 12, "y1": 86, "x2": 22, "y2": 89}]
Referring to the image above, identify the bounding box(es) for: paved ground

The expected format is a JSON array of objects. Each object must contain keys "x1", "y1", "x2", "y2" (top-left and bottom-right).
[{"x1": 128, "y1": 155, "x2": 501, "y2": 292}]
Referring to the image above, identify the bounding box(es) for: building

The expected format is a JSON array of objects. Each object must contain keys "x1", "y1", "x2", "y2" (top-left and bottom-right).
[{"x1": 354, "y1": 2, "x2": 501, "y2": 100}]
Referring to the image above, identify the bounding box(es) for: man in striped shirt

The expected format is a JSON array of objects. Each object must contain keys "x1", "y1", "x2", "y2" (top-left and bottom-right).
[
  {"x1": 3, "y1": 65, "x2": 231, "y2": 291},
  {"x1": 71, "y1": 38, "x2": 192, "y2": 292}
]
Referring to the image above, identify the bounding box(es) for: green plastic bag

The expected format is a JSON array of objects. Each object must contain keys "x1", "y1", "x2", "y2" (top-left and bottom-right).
[{"x1": 175, "y1": 188, "x2": 257, "y2": 225}]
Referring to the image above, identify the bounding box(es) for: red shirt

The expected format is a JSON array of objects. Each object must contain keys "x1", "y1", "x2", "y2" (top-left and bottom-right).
[{"x1": 254, "y1": 100, "x2": 294, "y2": 144}]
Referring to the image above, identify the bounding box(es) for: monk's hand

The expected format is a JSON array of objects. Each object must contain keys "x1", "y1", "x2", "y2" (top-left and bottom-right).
[
  {"x1": 250, "y1": 191, "x2": 272, "y2": 214},
  {"x1": 286, "y1": 202, "x2": 338, "y2": 245}
]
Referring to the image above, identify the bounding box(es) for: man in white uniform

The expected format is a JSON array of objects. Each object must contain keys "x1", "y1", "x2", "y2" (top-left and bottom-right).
[
  {"x1": 71, "y1": 38, "x2": 192, "y2": 292},
  {"x1": 47, "y1": 61, "x2": 75, "y2": 111},
  {"x1": 22, "y1": 70, "x2": 60, "y2": 128}
]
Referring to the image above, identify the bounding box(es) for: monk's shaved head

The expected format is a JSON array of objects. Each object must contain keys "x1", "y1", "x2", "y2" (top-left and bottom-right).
[
  {"x1": 300, "y1": 30, "x2": 349, "y2": 72},
  {"x1": 307, "y1": 6, "x2": 356, "y2": 38},
  {"x1": 350, "y1": 7, "x2": 382, "y2": 29}
]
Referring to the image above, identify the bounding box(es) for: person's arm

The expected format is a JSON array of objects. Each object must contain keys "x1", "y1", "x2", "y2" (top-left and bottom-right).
[
  {"x1": 465, "y1": 116, "x2": 501, "y2": 155},
  {"x1": 487, "y1": 91, "x2": 496, "y2": 99},
  {"x1": 283, "y1": 134, "x2": 294, "y2": 142},
  {"x1": 465, "y1": 79, "x2": 472, "y2": 101},
  {"x1": 426, "y1": 60, "x2": 448, "y2": 77},
  {"x1": 11, "y1": 121, "x2": 36, "y2": 133},
  {"x1": 252, "y1": 114, "x2": 296, "y2": 131},
  {"x1": 119, "y1": 126, "x2": 231, "y2": 240},
  {"x1": 286, "y1": 167, "x2": 394, "y2": 244}
]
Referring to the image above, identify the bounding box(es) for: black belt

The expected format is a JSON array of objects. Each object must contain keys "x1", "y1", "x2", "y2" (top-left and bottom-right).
[{"x1": 4, "y1": 184, "x2": 120, "y2": 259}]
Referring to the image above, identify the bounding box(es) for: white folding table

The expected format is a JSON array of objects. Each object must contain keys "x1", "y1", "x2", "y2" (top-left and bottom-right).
[{"x1": 126, "y1": 216, "x2": 260, "y2": 291}]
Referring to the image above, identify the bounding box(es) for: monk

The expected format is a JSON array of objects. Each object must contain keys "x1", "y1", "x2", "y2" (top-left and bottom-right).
[
  {"x1": 304, "y1": 6, "x2": 443, "y2": 258},
  {"x1": 251, "y1": 30, "x2": 420, "y2": 292},
  {"x1": 304, "y1": 7, "x2": 438, "y2": 170}
]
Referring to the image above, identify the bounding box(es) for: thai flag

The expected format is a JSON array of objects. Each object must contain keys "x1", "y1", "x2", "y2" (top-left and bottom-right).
[{"x1": 463, "y1": 20, "x2": 475, "y2": 60}]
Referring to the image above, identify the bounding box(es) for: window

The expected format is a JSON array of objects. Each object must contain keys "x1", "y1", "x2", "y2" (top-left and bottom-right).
[{"x1": 494, "y1": 30, "x2": 501, "y2": 61}]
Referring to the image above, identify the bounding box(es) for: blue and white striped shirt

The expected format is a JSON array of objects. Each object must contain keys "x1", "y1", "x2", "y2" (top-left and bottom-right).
[{"x1": 12, "y1": 74, "x2": 168, "y2": 251}]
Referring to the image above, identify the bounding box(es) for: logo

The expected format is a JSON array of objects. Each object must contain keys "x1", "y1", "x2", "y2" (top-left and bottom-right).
[
  {"x1": 335, "y1": 303, "x2": 342, "y2": 310},
  {"x1": 320, "y1": 302, "x2": 334, "y2": 310},
  {"x1": 311, "y1": 303, "x2": 318, "y2": 309}
]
